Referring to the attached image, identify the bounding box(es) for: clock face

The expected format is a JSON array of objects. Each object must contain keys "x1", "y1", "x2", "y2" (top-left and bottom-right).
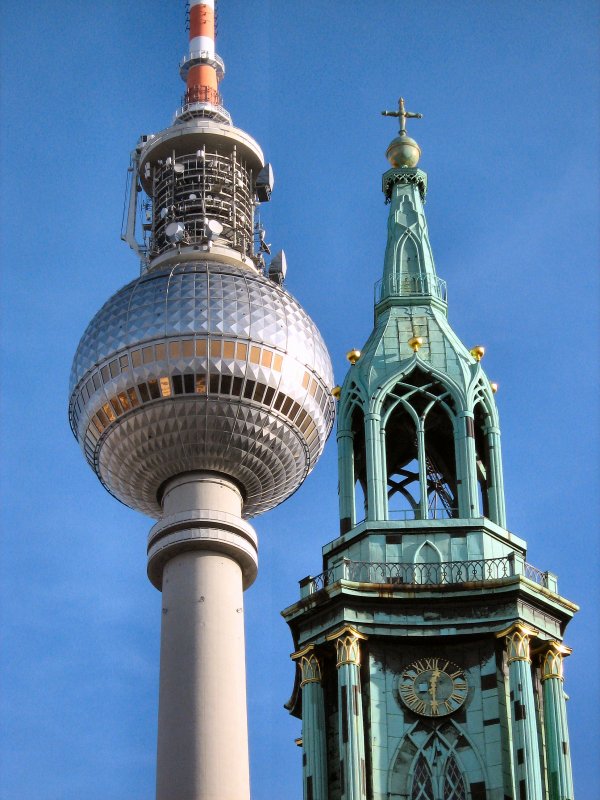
[{"x1": 399, "y1": 658, "x2": 468, "y2": 717}]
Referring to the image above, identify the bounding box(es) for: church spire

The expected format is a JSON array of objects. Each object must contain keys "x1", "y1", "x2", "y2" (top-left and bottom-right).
[
  {"x1": 336, "y1": 96, "x2": 506, "y2": 532},
  {"x1": 376, "y1": 98, "x2": 446, "y2": 316},
  {"x1": 283, "y1": 93, "x2": 577, "y2": 800}
]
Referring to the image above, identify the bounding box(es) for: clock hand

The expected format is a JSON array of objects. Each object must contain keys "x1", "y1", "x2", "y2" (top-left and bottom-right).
[{"x1": 428, "y1": 668, "x2": 441, "y2": 707}]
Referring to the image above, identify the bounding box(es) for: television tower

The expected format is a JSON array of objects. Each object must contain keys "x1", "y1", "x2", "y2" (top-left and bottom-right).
[{"x1": 68, "y1": 3, "x2": 335, "y2": 798}]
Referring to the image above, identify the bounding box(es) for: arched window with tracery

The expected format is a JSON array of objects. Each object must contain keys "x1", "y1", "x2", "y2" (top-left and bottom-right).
[
  {"x1": 443, "y1": 755, "x2": 467, "y2": 800},
  {"x1": 411, "y1": 753, "x2": 434, "y2": 800},
  {"x1": 383, "y1": 368, "x2": 458, "y2": 521}
]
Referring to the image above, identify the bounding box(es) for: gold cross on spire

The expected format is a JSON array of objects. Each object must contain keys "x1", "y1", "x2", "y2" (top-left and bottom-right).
[{"x1": 381, "y1": 97, "x2": 423, "y2": 136}]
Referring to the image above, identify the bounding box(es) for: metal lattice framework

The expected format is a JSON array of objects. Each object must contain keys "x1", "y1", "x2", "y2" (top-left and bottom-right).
[{"x1": 151, "y1": 150, "x2": 255, "y2": 257}]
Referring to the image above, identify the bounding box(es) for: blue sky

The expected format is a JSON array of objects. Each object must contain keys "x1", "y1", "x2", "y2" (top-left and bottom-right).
[{"x1": 1, "y1": 1, "x2": 598, "y2": 798}]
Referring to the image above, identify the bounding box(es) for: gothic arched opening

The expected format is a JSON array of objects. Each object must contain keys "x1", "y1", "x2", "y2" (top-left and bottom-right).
[
  {"x1": 385, "y1": 401, "x2": 420, "y2": 519},
  {"x1": 384, "y1": 371, "x2": 458, "y2": 520},
  {"x1": 389, "y1": 721, "x2": 479, "y2": 800},
  {"x1": 423, "y1": 401, "x2": 457, "y2": 519},
  {"x1": 351, "y1": 404, "x2": 367, "y2": 522},
  {"x1": 474, "y1": 401, "x2": 491, "y2": 519}
]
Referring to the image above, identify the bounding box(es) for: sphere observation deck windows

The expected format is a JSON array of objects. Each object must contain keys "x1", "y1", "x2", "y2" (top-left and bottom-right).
[{"x1": 70, "y1": 334, "x2": 335, "y2": 479}]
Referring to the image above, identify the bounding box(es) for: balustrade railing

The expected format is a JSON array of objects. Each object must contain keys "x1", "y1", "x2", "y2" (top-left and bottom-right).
[
  {"x1": 524, "y1": 562, "x2": 547, "y2": 586},
  {"x1": 301, "y1": 556, "x2": 551, "y2": 596},
  {"x1": 374, "y1": 273, "x2": 447, "y2": 305}
]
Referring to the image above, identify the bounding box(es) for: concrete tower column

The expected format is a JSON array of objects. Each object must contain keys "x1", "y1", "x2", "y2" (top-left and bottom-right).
[
  {"x1": 539, "y1": 643, "x2": 574, "y2": 800},
  {"x1": 327, "y1": 626, "x2": 368, "y2": 800},
  {"x1": 293, "y1": 646, "x2": 328, "y2": 800},
  {"x1": 498, "y1": 624, "x2": 543, "y2": 800},
  {"x1": 147, "y1": 472, "x2": 258, "y2": 800}
]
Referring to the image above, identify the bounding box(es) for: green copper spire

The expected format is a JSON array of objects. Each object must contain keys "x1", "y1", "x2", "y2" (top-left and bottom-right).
[
  {"x1": 336, "y1": 99, "x2": 506, "y2": 531},
  {"x1": 283, "y1": 96, "x2": 577, "y2": 800}
]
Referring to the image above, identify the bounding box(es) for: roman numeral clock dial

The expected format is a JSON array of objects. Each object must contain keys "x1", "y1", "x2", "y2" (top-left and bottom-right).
[{"x1": 399, "y1": 658, "x2": 468, "y2": 717}]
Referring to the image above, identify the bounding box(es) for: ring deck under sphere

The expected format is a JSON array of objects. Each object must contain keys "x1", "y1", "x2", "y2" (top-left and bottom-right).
[{"x1": 69, "y1": 259, "x2": 335, "y2": 518}]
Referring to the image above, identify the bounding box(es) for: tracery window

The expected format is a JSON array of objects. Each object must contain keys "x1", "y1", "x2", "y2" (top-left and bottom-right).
[
  {"x1": 384, "y1": 369, "x2": 458, "y2": 521},
  {"x1": 411, "y1": 754, "x2": 434, "y2": 800},
  {"x1": 443, "y1": 755, "x2": 467, "y2": 800}
]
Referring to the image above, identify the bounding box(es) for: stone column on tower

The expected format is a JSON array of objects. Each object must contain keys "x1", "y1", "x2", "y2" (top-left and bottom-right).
[
  {"x1": 365, "y1": 413, "x2": 386, "y2": 521},
  {"x1": 539, "y1": 642, "x2": 574, "y2": 800},
  {"x1": 337, "y1": 428, "x2": 356, "y2": 533},
  {"x1": 326, "y1": 627, "x2": 368, "y2": 800},
  {"x1": 498, "y1": 624, "x2": 543, "y2": 800},
  {"x1": 292, "y1": 646, "x2": 329, "y2": 800}
]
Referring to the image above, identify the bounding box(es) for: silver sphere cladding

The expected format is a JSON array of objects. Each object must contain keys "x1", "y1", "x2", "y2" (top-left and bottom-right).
[{"x1": 69, "y1": 261, "x2": 335, "y2": 518}]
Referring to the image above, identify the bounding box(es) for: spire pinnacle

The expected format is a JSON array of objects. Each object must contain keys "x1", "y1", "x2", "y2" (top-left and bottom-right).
[
  {"x1": 381, "y1": 97, "x2": 423, "y2": 136},
  {"x1": 381, "y1": 96, "x2": 423, "y2": 168}
]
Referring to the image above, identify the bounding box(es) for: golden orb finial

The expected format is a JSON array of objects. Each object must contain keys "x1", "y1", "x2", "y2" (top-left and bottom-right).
[
  {"x1": 490, "y1": 381, "x2": 499, "y2": 394},
  {"x1": 408, "y1": 336, "x2": 424, "y2": 353},
  {"x1": 470, "y1": 345, "x2": 485, "y2": 362},
  {"x1": 346, "y1": 349, "x2": 361, "y2": 365},
  {"x1": 381, "y1": 97, "x2": 423, "y2": 168},
  {"x1": 332, "y1": 385, "x2": 341, "y2": 399}
]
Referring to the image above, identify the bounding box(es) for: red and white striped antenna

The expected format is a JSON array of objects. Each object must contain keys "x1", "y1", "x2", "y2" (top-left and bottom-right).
[{"x1": 178, "y1": 0, "x2": 230, "y2": 123}]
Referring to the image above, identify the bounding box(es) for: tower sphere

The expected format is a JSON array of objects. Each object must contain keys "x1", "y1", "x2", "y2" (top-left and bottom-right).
[
  {"x1": 386, "y1": 134, "x2": 421, "y2": 168},
  {"x1": 69, "y1": 259, "x2": 335, "y2": 519}
]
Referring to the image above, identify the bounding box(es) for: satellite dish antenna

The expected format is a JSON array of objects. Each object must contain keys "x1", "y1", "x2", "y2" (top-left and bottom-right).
[
  {"x1": 173, "y1": 163, "x2": 185, "y2": 174},
  {"x1": 268, "y1": 250, "x2": 287, "y2": 285},
  {"x1": 205, "y1": 219, "x2": 223, "y2": 240},
  {"x1": 165, "y1": 221, "x2": 186, "y2": 243}
]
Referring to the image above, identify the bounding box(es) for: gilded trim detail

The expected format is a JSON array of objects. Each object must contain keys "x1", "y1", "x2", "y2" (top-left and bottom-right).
[
  {"x1": 326, "y1": 625, "x2": 367, "y2": 668},
  {"x1": 291, "y1": 645, "x2": 323, "y2": 687},
  {"x1": 538, "y1": 641, "x2": 572, "y2": 682},
  {"x1": 496, "y1": 622, "x2": 538, "y2": 664}
]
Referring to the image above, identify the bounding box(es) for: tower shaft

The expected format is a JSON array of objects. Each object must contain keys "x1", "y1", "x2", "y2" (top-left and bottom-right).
[{"x1": 153, "y1": 474, "x2": 256, "y2": 800}]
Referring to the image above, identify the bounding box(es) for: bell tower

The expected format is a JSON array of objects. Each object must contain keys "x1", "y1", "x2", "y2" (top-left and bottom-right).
[{"x1": 283, "y1": 100, "x2": 577, "y2": 800}]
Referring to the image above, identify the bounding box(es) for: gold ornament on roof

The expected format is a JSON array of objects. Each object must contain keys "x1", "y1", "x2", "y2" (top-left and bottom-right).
[
  {"x1": 490, "y1": 381, "x2": 499, "y2": 394},
  {"x1": 408, "y1": 336, "x2": 424, "y2": 353},
  {"x1": 346, "y1": 349, "x2": 361, "y2": 365},
  {"x1": 332, "y1": 385, "x2": 341, "y2": 399},
  {"x1": 470, "y1": 345, "x2": 485, "y2": 362},
  {"x1": 381, "y1": 96, "x2": 423, "y2": 168}
]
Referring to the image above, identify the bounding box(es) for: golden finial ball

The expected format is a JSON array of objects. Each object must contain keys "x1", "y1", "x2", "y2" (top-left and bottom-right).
[
  {"x1": 386, "y1": 135, "x2": 421, "y2": 168},
  {"x1": 332, "y1": 385, "x2": 342, "y2": 399},
  {"x1": 408, "y1": 336, "x2": 424, "y2": 353},
  {"x1": 470, "y1": 345, "x2": 485, "y2": 362},
  {"x1": 490, "y1": 382, "x2": 499, "y2": 394},
  {"x1": 346, "y1": 349, "x2": 361, "y2": 365}
]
